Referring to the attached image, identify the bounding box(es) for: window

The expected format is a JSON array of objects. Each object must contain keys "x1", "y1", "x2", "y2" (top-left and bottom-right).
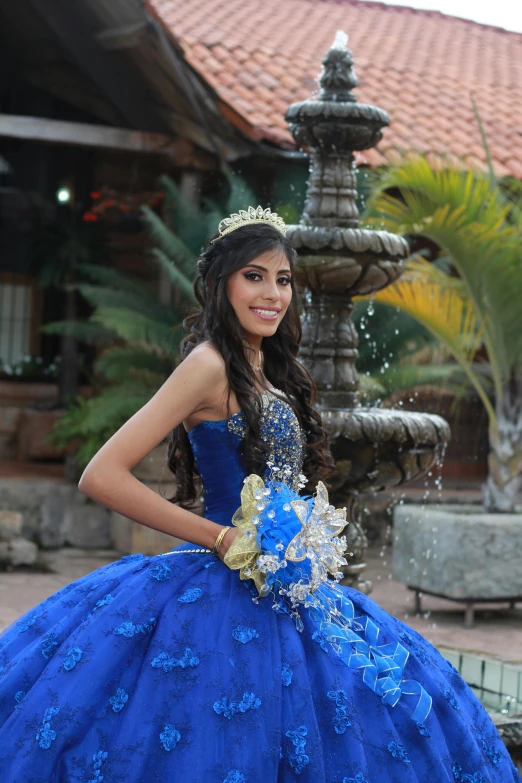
[{"x1": 0, "y1": 275, "x2": 38, "y2": 367}]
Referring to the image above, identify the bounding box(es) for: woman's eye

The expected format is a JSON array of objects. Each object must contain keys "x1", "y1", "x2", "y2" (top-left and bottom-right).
[{"x1": 243, "y1": 272, "x2": 291, "y2": 285}]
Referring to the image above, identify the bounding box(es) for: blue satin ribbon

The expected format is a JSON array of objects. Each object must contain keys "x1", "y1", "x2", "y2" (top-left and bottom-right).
[{"x1": 310, "y1": 585, "x2": 433, "y2": 724}]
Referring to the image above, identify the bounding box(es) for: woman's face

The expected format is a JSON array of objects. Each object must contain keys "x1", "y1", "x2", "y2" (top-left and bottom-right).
[{"x1": 226, "y1": 247, "x2": 293, "y2": 345}]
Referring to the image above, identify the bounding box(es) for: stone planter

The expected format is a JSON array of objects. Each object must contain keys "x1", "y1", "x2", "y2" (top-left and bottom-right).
[
  {"x1": 17, "y1": 407, "x2": 71, "y2": 460},
  {"x1": 0, "y1": 380, "x2": 59, "y2": 460},
  {"x1": 0, "y1": 380, "x2": 91, "y2": 461},
  {"x1": 393, "y1": 504, "x2": 522, "y2": 626}
]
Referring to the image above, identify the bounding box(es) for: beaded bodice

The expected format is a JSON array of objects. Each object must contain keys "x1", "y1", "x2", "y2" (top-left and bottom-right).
[{"x1": 187, "y1": 389, "x2": 307, "y2": 525}]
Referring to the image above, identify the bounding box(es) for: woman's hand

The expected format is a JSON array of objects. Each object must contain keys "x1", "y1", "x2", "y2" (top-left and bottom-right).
[{"x1": 217, "y1": 527, "x2": 238, "y2": 562}]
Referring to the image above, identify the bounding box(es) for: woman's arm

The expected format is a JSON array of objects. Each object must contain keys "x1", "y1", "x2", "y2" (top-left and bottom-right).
[{"x1": 78, "y1": 345, "x2": 234, "y2": 556}]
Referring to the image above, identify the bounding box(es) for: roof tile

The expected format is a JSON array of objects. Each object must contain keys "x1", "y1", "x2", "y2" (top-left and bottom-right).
[
  {"x1": 258, "y1": 72, "x2": 280, "y2": 90},
  {"x1": 264, "y1": 62, "x2": 289, "y2": 80},
  {"x1": 217, "y1": 70, "x2": 236, "y2": 88},
  {"x1": 231, "y1": 47, "x2": 250, "y2": 63},
  {"x1": 254, "y1": 84, "x2": 277, "y2": 103},
  {"x1": 149, "y1": 0, "x2": 522, "y2": 178},
  {"x1": 211, "y1": 45, "x2": 230, "y2": 62},
  {"x1": 238, "y1": 70, "x2": 259, "y2": 90},
  {"x1": 203, "y1": 55, "x2": 223, "y2": 74},
  {"x1": 252, "y1": 51, "x2": 270, "y2": 67}
]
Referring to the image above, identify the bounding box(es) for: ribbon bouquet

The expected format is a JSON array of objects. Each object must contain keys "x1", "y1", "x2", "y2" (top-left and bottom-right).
[{"x1": 224, "y1": 468, "x2": 432, "y2": 725}]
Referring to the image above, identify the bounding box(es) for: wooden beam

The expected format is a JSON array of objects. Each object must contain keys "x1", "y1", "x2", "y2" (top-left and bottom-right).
[
  {"x1": 0, "y1": 114, "x2": 180, "y2": 155},
  {"x1": 0, "y1": 114, "x2": 217, "y2": 169}
]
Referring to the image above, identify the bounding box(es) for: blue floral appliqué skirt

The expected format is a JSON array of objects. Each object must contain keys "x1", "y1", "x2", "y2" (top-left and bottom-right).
[{"x1": 0, "y1": 548, "x2": 519, "y2": 782}]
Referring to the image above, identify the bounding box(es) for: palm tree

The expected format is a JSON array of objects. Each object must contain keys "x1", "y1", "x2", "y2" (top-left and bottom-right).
[{"x1": 363, "y1": 154, "x2": 522, "y2": 512}]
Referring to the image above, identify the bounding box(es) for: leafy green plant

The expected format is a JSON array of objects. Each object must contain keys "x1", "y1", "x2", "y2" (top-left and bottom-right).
[
  {"x1": 364, "y1": 153, "x2": 522, "y2": 512},
  {"x1": 45, "y1": 172, "x2": 259, "y2": 468}
]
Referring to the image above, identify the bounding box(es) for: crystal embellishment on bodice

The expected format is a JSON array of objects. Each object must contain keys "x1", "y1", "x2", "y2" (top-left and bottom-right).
[{"x1": 227, "y1": 389, "x2": 307, "y2": 491}]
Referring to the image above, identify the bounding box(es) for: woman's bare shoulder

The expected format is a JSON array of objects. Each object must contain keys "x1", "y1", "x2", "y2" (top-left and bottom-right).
[{"x1": 184, "y1": 341, "x2": 225, "y2": 372}]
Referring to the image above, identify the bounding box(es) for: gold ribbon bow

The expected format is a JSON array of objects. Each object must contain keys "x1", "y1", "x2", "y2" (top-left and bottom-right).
[{"x1": 224, "y1": 475, "x2": 266, "y2": 593}]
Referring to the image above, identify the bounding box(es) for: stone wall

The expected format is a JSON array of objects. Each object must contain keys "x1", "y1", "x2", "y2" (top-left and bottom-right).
[
  {"x1": 0, "y1": 477, "x2": 111, "y2": 549},
  {"x1": 0, "y1": 510, "x2": 38, "y2": 567},
  {"x1": 0, "y1": 457, "x2": 202, "y2": 556}
]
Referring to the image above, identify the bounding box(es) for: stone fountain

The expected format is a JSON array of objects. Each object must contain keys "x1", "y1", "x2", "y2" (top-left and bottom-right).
[{"x1": 285, "y1": 31, "x2": 450, "y2": 592}]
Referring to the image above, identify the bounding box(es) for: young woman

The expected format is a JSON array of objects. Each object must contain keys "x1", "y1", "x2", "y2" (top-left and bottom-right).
[{"x1": 0, "y1": 208, "x2": 519, "y2": 783}]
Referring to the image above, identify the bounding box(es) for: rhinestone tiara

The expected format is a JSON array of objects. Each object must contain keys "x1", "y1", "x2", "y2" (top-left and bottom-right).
[{"x1": 216, "y1": 205, "x2": 286, "y2": 239}]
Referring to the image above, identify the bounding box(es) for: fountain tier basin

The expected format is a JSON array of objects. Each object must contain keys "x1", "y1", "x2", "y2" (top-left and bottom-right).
[
  {"x1": 320, "y1": 408, "x2": 450, "y2": 494},
  {"x1": 290, "y1": 250, "x2": 406, "y2": 296}
]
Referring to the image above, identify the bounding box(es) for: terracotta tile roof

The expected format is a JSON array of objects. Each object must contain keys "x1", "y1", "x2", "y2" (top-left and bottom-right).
[{"x1": 147, "y1": 0, "x2": 522, "y2": 178}]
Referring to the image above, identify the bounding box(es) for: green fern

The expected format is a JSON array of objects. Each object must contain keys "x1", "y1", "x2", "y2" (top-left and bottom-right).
[{"x1": 48, "y1": 171, "x2": 264, "y2": 468}]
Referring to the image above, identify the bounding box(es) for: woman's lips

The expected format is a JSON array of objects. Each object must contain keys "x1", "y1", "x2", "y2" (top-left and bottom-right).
[{"x1": 250, "y1": 307, "x2": 280, "y2": 321}]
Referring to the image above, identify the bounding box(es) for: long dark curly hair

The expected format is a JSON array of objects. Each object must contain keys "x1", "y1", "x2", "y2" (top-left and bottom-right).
[{"x1": 167, "y1": 222, "x2": 336, "y2": 508}]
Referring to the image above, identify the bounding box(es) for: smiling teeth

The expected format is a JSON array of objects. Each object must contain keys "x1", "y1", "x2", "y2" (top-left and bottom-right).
[{"x1": 252, "y1": 309, "x2": 278, "y2": 316}]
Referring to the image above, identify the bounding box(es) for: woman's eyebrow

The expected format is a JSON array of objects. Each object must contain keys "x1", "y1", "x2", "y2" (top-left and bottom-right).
[{"x1": 246, "y1": 264, "x2": 292, "y2": 274}]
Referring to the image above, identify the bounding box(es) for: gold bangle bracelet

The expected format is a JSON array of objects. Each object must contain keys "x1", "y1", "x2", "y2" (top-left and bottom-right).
[{"x1": 212, "y1": 526, "x2": 231, "y2": 556}]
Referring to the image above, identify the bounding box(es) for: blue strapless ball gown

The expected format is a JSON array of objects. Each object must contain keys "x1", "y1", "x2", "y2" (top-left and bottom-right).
[{"x1": 0, "y1": 393, "x2": 519, "y2": 782}]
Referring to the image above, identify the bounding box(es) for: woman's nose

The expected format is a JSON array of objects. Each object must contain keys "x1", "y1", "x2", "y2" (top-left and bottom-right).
[{"x1": 262, "y1": 278, "x2": 279, "y2": 299}]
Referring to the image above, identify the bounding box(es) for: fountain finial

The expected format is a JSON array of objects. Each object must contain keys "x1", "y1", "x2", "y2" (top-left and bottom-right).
[
  {"x1": 319, "y1": 29, "x2": 358, "y2": 102},
  {"x1": 332, "y1": 30, "x2": 349, "y2": 49}
]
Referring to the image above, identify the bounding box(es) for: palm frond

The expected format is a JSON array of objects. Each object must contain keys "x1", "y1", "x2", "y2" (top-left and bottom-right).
[
  {"x1": 158, "y1": 174, "x2": 212, "y2": 254},
  {"x1": 353, "y1": 298, "x2": 435, "y2": 373},
  {"x1": 380, "y1": 363, "x2": 486, "y2": 396},
  {"x1": 80, "y1": 384, "x2": 156, "y2": 434},
  {"x1": 149, "y1": 248, "x2": 197, "y2": 303},
  {"x1": 40, "y1": 319, "x2": 117, "y2": 345},
  {"x1": 50, "y1": 168, "x2": 263, "y2": 464},
  {"x1": 50, "y1": 385, "x2": 157, "y2": 467},
  {"x1": 372, "y1": 261, "x2": 483, "y2": 360},
  {"x1": 470, "y1": 93, "x2": 497, "y2": 187},
  {"x1": 93, "y1": 345, "x2": 175, "y2": 381},
  {"x1": 91, "y1": 308, "x2": 181, "y2": 351},
  {"x1": 76, "y1": 284, "x2": 183, "y2": 325},
  {"x1": 141, "y1": 205, "x2": 196, "y2": 277},
  {"x1": 366, "y1": 155, "x2": 510, "y2": 233},
  {"x1": 363, "y1": 154, "x2": 522, "y2": 387},
  {"x1": 76, "y1": 262, "x2": 150, "y2": 296},
  {"x1": 357, "y1": 373, "x2": 387, "y2": 401},
  {"x1": 369, "y1": 266, "x2": 495, "y2": 421}
]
